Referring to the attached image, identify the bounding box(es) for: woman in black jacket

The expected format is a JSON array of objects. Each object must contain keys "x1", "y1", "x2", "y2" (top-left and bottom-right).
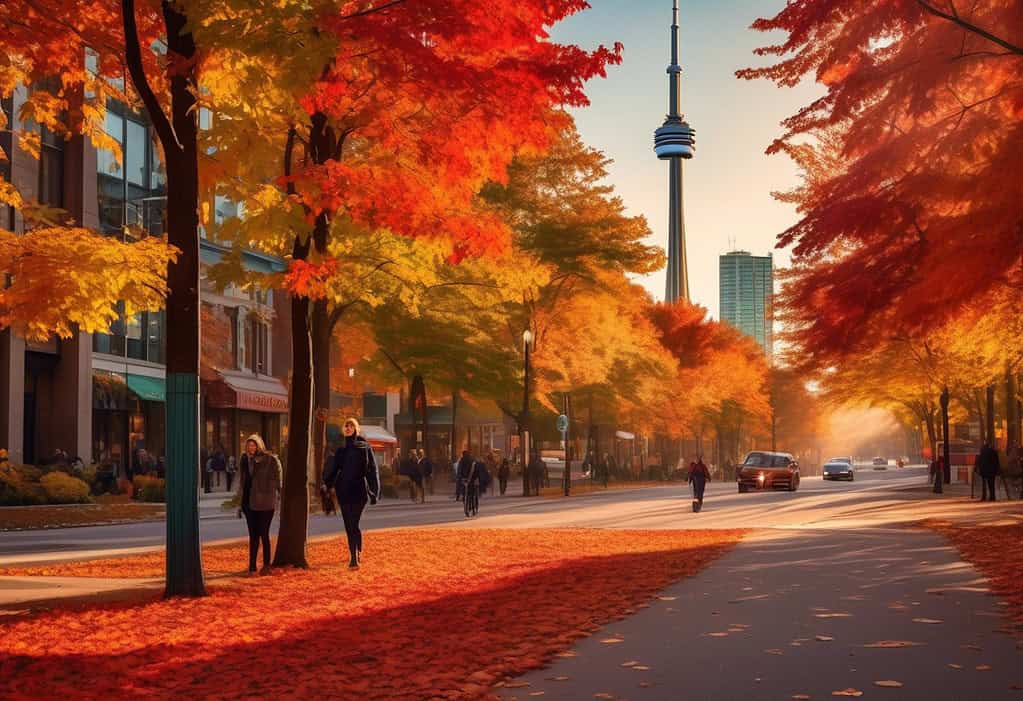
[{"x1": 322, "y1": 417, "x2": 380, "y2": 569}]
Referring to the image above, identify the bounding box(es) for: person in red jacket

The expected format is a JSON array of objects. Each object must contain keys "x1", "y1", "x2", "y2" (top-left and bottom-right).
[{"x1": 688, "y1": 456, "x2": 711, "y2": 507}]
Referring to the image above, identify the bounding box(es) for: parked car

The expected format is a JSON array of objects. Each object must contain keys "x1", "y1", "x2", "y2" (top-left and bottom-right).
[
  {"x1": 872, "y1": 456, "x2": 888, "y2": 469},
  {"x1": 823, "y1": 456, "x2": 855, "y2": 481},
  {"x1": 737, "y1": 451, "x2": 800, "y2": 492}
]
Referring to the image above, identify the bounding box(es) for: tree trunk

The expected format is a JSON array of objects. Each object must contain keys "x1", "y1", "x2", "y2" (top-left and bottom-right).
[
  {"x1": 274, "y1": 282, "x2": 313, "y2": 568},
  {"x1": 986, "y1": 385, "x2": 996, "y2": 445},
  {"x1": 311, "y1": 298, "x2": 331, "y2": 497},
  {"x1": 1006, "y1": 368, "x2": 1019, "y2": 454},
  {"x1": 122, "y1": 0, "x2": 205, "y2": 597}
]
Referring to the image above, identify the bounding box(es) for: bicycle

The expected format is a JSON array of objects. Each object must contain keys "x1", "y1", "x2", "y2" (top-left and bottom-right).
[{"x1": 464, "y1": 481, "x2": 479, "y2": 517}]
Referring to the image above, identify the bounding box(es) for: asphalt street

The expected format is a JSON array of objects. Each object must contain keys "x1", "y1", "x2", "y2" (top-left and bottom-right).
[{"x1": 0, "y1": 465, "x2": 930, "y2": 566}]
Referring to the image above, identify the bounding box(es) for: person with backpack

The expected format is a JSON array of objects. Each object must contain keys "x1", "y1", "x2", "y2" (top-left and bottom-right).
[
  {"x1": 322, "y1": 418, "x2": 380, "y2": 569},
  {"x1": 236, "y1": 434, "x2": 282, "y2": 576}
]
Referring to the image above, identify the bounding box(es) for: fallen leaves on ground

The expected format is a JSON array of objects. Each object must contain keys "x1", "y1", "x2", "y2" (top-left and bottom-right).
[
  {"x1": 862, "y1": 640, "x2": 924, "y2": 648},
  {"x1": 0, "y1": 502, "x2": 165, "y2": 531},
  {"x1": 874, "y1": 680, "x2": 903, "y2": 688},
  {"x1": 924, "y1": 521, "x2": 1023, "y2": 634},
  {"x1": 0, "y1": 527, "x2": 743, "y2": 699},
  {"x1": 832, "y1": 689, "x2": 863, "y2": 697},
  {"x1": 911, "y1": 617, "x2": 943, "y2": 624}
]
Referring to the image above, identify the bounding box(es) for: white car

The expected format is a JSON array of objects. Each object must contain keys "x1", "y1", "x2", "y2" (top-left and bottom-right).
[{"x1": 823, "y1": 456, "x2": 854, "y2": 481}]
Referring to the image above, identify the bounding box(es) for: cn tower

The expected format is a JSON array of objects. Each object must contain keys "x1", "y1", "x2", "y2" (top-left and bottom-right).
[{"x1": 653, "y1": 0, "x2": 695, "y2": 304}]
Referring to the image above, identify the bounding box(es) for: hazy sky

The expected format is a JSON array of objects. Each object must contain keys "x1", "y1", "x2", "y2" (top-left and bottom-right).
[{"x1": 550, "y1": 0, "x2": 821, "y2": 318}]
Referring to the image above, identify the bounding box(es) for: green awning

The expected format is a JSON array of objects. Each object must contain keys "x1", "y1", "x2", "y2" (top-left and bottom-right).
[{"x1": 126, "y1": 374, "x2": 166, "y2": 403}]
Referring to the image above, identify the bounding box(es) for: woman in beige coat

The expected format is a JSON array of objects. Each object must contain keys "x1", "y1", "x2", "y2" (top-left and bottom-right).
[{"x1": 236, "y1": 434, "x2": 282, "y2": 575}]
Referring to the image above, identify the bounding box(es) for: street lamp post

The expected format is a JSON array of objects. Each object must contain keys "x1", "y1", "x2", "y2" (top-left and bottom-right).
[
  {"x1": 522, "y1": 328, "x2": 533, "y2": 497},
  {"x1": 941, "y1": 385, "x2": 951, "y2": 487}
]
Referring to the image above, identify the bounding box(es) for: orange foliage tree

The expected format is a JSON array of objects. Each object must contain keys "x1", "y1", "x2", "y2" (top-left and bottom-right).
[
  {"x1": 740, "y1": 1, "x2": 1023, "y2": 365},
  {"x1": 648, "y1": 302, "x2": 771, "y2": 469},
  {"x1": 204, "y1": 1, "x2": 622, "y2": 563}
]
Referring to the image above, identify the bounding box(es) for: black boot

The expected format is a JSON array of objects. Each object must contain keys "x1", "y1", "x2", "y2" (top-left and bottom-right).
[{"x1": 348, "y1": 551, "x2": 359, "y2": 569}]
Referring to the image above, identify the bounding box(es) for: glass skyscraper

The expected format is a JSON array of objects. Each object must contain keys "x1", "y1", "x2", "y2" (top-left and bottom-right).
[{"x1": 719, "y1": 251, "x2": 773, "y2": 359}]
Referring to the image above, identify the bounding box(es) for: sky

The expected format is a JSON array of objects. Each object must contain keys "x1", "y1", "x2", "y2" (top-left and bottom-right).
[{"x1": 549, "y1": 0, "x2": 821, "y2": 319}]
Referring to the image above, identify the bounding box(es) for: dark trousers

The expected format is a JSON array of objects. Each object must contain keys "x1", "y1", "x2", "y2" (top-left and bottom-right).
[
  {"x1": 499, "y1": 476, "x2": 508, "y2": 495},
  {"x1": 226, "y1": 471, "x2": 234, "y2": 492},
  {"x1": 340, "y1": 501, "x2": 366, "y2": 558},
  {"x1": 691, "y1": 477, "x2": 706, "y2": 502},
  {"x1": 981, "y1": 475, "x2": 997, "y2": 501},
  {"x1": 243, "y1": 508, "x2": 274, "y2": 571}
]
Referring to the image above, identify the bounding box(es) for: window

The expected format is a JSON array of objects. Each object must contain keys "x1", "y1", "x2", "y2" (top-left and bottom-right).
[
  {"x1": 125, "y1": 119, "x2": 147, "y2": 187},
  {"x1": 96, "y1": 104, "x2": 165, "y2": 239},
  {"x1": 38, "y1": 125, "x2": 64, "y2": 208},
  {"x1": 93, "y1": 304, "x2": 165, "y2": 364}
]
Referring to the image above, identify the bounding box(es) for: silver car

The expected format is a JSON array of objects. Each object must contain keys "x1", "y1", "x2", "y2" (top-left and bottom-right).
[{"x1": 823, "y1": 456, "x2": 855, "y2": 481}]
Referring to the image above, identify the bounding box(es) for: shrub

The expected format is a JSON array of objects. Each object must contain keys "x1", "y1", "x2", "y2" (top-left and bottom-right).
[
  {"x1": 40, "y1": 472, "x2": 92, "y2": 504},
  {"x1": 0, "y1": 463, "x2": 46, "y2": 506},
  {"x1": 133, "y1": 475, "x2": 165, "y2": 503},
  {"x1": 118, "y1": 477, "x2": 134, "y2": 496},
  {"x1": 380, "y1": 483, "x2": 400, "y2": 500}
]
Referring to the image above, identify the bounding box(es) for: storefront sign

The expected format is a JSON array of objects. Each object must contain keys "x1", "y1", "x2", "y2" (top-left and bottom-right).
[{"x1": 236, "y1": 390, "x2": 288, "y2": 413}]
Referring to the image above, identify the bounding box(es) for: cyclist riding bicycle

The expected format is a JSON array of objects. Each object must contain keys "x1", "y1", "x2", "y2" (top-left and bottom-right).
[{"x1": 464, "y1": 458, "x2": 482, "y2": 517}]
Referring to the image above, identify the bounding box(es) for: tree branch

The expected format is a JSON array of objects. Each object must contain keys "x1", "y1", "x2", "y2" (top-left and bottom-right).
[
  {"x1": 121, "y1": 0, "x2": 178, "y2": 152},
  {"x1": 339, "y1": 0, "x2": 408, "y2": 21},
  {"x1": 916, "y1": 0, "x2": 1023, "y2": 56}
]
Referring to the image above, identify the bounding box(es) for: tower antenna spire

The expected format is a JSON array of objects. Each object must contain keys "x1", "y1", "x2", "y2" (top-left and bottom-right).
[{"x1": 653, "y1": 0, "x2": 695, "y2": 304}]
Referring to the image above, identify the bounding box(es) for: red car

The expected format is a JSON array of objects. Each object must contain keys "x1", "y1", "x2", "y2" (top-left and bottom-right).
[{"x1": 737, "y1": 451, "x2": 801, "y2": 492}]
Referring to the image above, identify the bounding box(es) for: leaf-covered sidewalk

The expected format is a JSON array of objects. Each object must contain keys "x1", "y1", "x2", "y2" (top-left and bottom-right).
[{"x1": 0, "y1": 528, "x2": 743, "y2": 699}]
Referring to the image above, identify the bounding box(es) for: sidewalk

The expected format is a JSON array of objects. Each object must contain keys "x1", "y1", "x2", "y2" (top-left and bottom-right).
[{"x1": 497, "y1": 527, "x2": 1023, "y2": 700}]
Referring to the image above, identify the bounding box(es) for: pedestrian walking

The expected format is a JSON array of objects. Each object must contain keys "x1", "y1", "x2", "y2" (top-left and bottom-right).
[
  {"x1": 417, "y1": 449, "x2": 434, "y2": 496},
  {"x1": 977, "y1": 441, "x2": 1001, "y2": 501},
  {"x1": 322, "y1": 418, "x2": 380, "y2": 570},
  {"x1": 235, "y1": 434, "x2": 282, "y2": 576},
  {"x1": 498, "y1": 457, "x2": 510, "y2": 495},
  {"x1": 930, "y1": 455, "x2": 945, "y2": 493},
  {"x1": 400, "y1": 449, "x2": 421, "y2": 502},
  {"x1": 528, "y1": 451, "x2": 545, "y2": 496},
  {"x1": 225, "y1": 455, "x2": 237, "y2": 492}
]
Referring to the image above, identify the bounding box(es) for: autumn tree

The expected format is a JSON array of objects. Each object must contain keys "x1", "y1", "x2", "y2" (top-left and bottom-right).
[
  {"x1": 741, "y1": 1, "x2": 1023, "y2": 363},
  {"x1": 202, "y1": 1, "x2": 622, "y2": 562},
  {"x1": 0, "y1": 0, "x2": 209, "y2": 595},
  {"x1": 648, "y1": 301, "x2": 771, "y2": 470}
]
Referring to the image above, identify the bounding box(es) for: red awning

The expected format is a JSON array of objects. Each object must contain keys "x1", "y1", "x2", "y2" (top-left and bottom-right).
[{"x1": 206, "y1": 372, "x2": 289, "y2": 413}]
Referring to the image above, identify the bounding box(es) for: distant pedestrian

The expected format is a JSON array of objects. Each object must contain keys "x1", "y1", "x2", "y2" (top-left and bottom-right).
[
  {"x1": 498, "y1": 457, "x2": 510, "y2": 495},
  {"x1": 930, "y1": 455, "x2": 945, "y2": 493},
  {"x1": 418, "y1": 449, "x2": 434, "y2": 496},
  {"x1": 322, "y1": 418, "x2": 380, "y2": 569},
  {"x1": 977, "y1": 442, "x2": 1001, "y2": 502},
  {"x1": 225, "y1": 455, "x2": 237, "y2": 492},
  {"x1": 528, "y1": 451, "x2": 545, "y2": 496},
  {"x1": 236, "y1": 434, "x2": 282, "y2": 576},
  {"x1": 400, "y1": 449, "x2": 421, "y2": 502}
]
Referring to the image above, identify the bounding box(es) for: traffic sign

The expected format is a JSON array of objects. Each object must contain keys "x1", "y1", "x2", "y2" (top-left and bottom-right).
[{"x1": 556, "y1": 414, "x2": 569, "y2": 432}]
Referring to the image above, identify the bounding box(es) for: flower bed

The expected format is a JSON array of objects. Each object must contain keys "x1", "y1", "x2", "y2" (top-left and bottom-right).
[
  {"x1": 0, "y1": 502, "x2": 165, "y2": 531},
  {"x1": 0, "y1": 527, "x2": 744, "y2": 699}
]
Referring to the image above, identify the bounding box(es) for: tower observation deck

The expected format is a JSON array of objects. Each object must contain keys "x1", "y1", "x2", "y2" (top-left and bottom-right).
[{"x1": 653, "y1": 0, "x2": 695, "y2": 304}]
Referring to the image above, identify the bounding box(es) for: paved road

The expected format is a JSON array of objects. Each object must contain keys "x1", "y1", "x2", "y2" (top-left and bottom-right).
[
  {"x1": 0, "y1": 466, "x2": 929, "y2": 566},
  {"x1": 497, "y1": 526, "x2": 1023, "y2": 701}
]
